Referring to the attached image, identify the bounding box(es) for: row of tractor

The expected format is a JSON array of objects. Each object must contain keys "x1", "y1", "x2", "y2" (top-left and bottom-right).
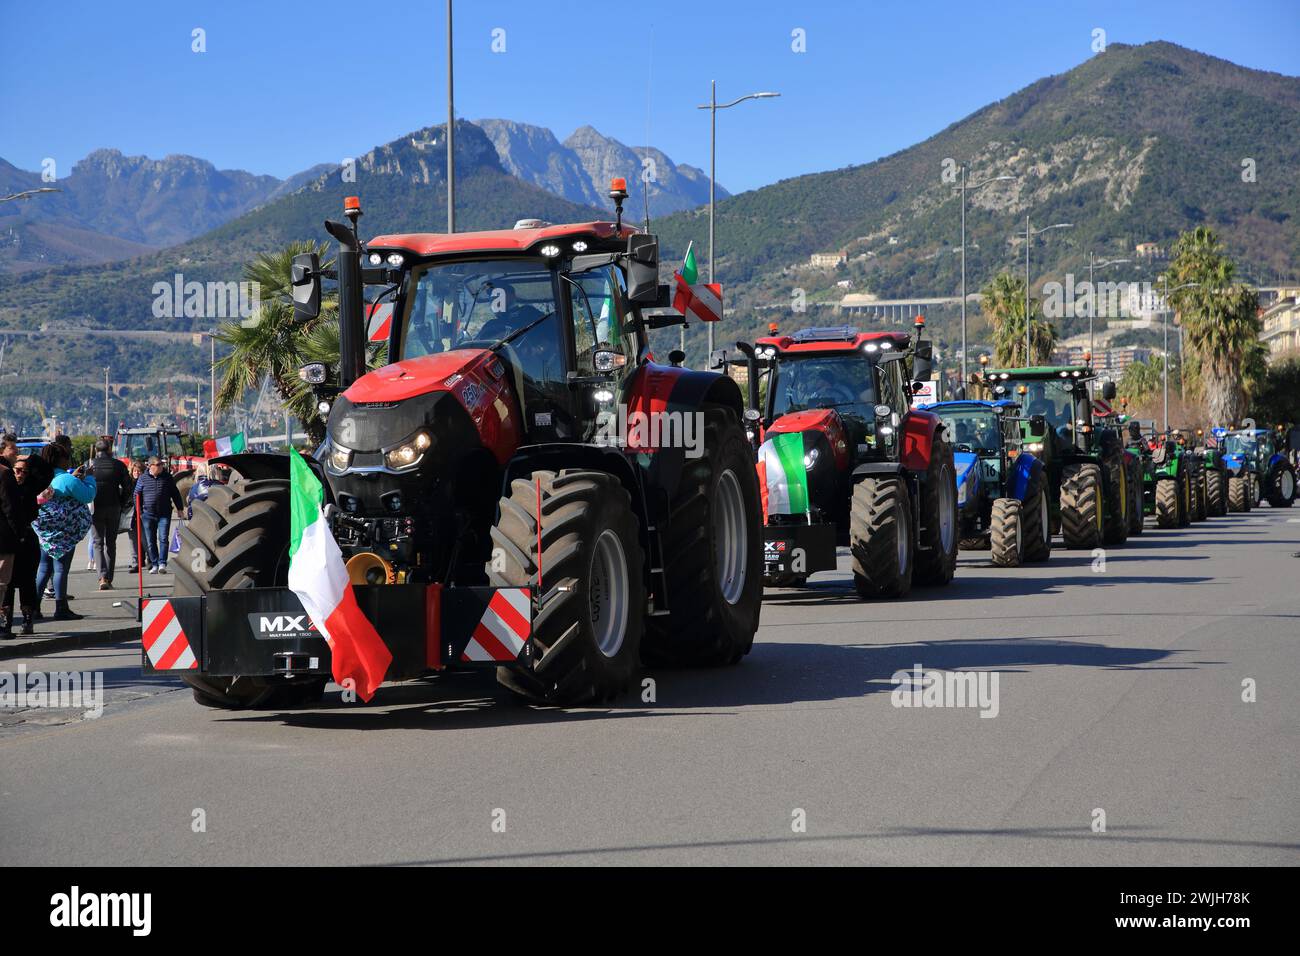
[
  {"x1": 139, "y1": 195, "x2": 1295, "y2": 712},
  {"x1": 733, "y1": 324, "x2": 1296, "y2": 596}
]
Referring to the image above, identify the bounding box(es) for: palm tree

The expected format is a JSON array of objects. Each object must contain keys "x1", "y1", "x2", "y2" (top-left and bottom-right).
[
  {"x1": 980, "y1": 272, "x2": 1058, "y2": 366},
  {"x1": 1118, "y1": 355, "x2": 1172, "y2": 405},
  {"x1": 1163, "y1": 227, "x2": 1260, "y2": 426}
]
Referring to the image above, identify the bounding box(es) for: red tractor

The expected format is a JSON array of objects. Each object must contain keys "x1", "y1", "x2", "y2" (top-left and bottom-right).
[
  {"x1": 738, "y1": 320, "x2": 957, "y2": 598},
  {"x1": 149, "y1": 187, "x2": 763, "y2": 708}
]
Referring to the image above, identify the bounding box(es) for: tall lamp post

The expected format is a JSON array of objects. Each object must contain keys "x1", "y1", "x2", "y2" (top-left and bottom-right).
[
  {"x1": 956, "y1": 169, "x2": 1016, "y2": 384},
  {"x1": 103, "y1": 367, "x2": 110, "y2": 436},
  {"x1": 1086, "y1": 254, "x2": 1130, "y2": 394},
  {"x1": 1159, "y1": 278, "x2": 1200, "y2": 433},
  {"x1": 445, "y1": 0, "x2": 455, "y2": 233},
  {"x1": 697, "y1": 84, "x2": 779, "y2": 363},
  {"x1": 1015, "y1": 218, "x2": 1072, "y2": 365}
]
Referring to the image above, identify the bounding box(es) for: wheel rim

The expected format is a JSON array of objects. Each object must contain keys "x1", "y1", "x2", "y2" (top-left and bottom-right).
[
  {"x1": 714, "y1": 468, "x2": 748, "y2": 606},
  {"x1": 936, "y1": 464, "x2": 955, "y2": 553},
  {"x1": 588, "y1": 529, "x2": 630, "y2": 658},
  {"x1": 1282, "y1": 470, "x2": 1295, "y2": 500}
]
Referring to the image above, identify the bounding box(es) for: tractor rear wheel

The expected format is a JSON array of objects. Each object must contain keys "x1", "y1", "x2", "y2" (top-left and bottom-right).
[
  {"x1": 1266, "y1": 463, "x2": 1296, "y2": 508},
  {"x1": 1227, "y1": 475, "x2": 1250, "y2": 512},
  {"x1": 1126, "y1": 461, "x2": 1145, "y2": 535},
  {"x1": 642, "y1": 408, "x2": 762, "y2": 667},
  {"x1": 1206, "y1": 469, "x2": 1226, "y2": 516},
  {"x1": 1102, "y1": 462, "x2": 1129, "y2": 546},
  {"x1": 989, "y1": 498, "x2": 1024, "y2": 568},
  {"x1": 1021, "y1": 474, "x2": 1052, "y2": 562},
  {"x1": 913, "y1": 435, "x2": 958, "y2": 586},
  {"x1": 1155, "y1": 478, "x2": 1180, "y2": 527},
  {"x1": 173, "y1": 474, "x2": 327, "y2": 709},
  {"x1": 850, "y1": 476, "x2": 914, "y2": 599},
  {"x1": 491, "y1": 469, "x2": 644, "y2": 704},
  {"x1": 1060, "y1": 462, "x2": 1103, "y2": 549},
  {"x1": 1178, "y1": 470, "x2": 1193, "y2": 526},
  {"x1": 1190, "y1": 472, "x2": 1207, "y2": 521}
]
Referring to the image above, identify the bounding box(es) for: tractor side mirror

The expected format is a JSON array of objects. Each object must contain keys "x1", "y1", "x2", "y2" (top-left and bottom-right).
[
  {"x1": 1030, "y1": 414, "x2": 1047, "y2": 436},
  {"x1": 298, "y1": 363, "x2": 328, "y2": 385},
  {"x1": 708, "y1": 349, "x2": 728, "y2": 371},
  {"x1": 626, "y1": 259, "x2": 660, "y2": 304},
  {"x1": 291, "y1": 253, "x2": 321, "y2": 321},
  {"x1": 1101, "y1": 380, "x2": 1117, "y2": 400}
]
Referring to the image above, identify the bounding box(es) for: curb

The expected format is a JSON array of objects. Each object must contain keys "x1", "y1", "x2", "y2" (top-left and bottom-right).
[{"x1": 0, "y1": 625, "x2": 139, "y2": 661}]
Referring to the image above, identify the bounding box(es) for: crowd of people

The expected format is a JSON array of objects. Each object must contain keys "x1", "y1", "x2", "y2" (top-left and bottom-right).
[{"x1": 0, "y1": 433, "x2": 191, "y2": 639}]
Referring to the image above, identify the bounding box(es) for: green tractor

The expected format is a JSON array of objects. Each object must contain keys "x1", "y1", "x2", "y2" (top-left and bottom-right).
[
  {"x1": 1172, "y1": 430, "x2": 1208, "y2": 522},
  {"x1": 1196, "y1": 430, "x2": 1230, "y2": 517},
  {"x1": 975, "y1": 365, "x2": 1131, "y2": 549},
  {"x1": 1121, "y1": 419, "x2": 1157, "y2": 530},
  {"x1": 1147, "y1": 430, "x2": 1196, "y2": 528}
]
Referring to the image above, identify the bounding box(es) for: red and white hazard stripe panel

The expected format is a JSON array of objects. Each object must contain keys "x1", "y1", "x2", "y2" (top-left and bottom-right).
[
  {"x1": 461, "y1": 588, "x2": 531, "y2": 662},
  {"x1": 142, "y1": 599, "x2": 198, "y2": 671}
]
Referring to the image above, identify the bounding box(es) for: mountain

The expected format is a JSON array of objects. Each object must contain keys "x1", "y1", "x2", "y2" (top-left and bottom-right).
[
  {"x1": 650, "y1": 41, "x2": 1300, "y2": 355},
  {"x1": 0, "y1": 150, "x2": 331, "y2": 273},
  {"x1": 476, "y1": 119, "x2": 725, "y2": 217}
]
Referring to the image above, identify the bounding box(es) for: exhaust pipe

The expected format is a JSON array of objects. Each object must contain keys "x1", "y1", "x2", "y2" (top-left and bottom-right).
[{"x1": 327, "y1": 198, "x2": 367, "y2": 387}]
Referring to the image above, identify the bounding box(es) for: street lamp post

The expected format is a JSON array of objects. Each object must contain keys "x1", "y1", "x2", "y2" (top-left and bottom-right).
[
  {"x1": 1159, "y1": 278, "x2": 1200, "y2": 433},
  {"x1": 1086, "y1": 254, "x2": 1130, "y2": 394},
  {"x1": 1017, "y1": 218, "x2": 1073, "y2": 365},
  {"x1": 103, "y1": 367, "x2": 110, "y2": 436},
  {"x1": 697, "y1": 84, "x2": 779, "y2": 364},
  {"x1": 956, "y1": 169, "x2": 1016, "y2": 385},
  {"x1": 445, "y1": 0, "x2": 455, "y2": 233}
]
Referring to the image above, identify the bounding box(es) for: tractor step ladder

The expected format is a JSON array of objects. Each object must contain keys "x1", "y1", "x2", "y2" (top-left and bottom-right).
[{"x1": 645, "y1": 523, "x2": 672, "y2": 617}]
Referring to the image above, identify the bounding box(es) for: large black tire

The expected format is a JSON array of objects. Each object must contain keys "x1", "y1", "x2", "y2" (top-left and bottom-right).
[
  {"x1": 850, "y1": 476, "x2": 914, "y2": 599},
  {"x1": 491, "y1": 469, "x2": 644, "y2": 704},
  {"x1": 1155, "y1": 478, "x2": 1180, "y2": 527},
  {"x1": 642, "y1": 408, "x2": 762, "y2": 667},
  {"x1": 1021, "y1": 474, "x2": 1052, "y2": 562},
  {"x1": 1126, "y1": 461, "x2": 1145, "y2": 535},
  {"x1": 913, "y1": 435, "x2": 958, "y2": 586},
  {"x1": 1178, "y1": 469, "x2": 1193, "y2": 526},
  {"x1": 1206, "y1": 469, "x2": 1226, "y2": 517},
  {"x1": 989, "y1": 498, "x2": 1024, "y2": 568},
  {"x1": 1060, "y1": 462, "x2": 1103, "y2": 550},
  {"x1": 1101, "y1": 461, "x2": 1129, "y2": 546},
  {"x1": 1227, "y1": 474, "x2": 1250, "y2": 513},
  {"x1": 173, "y1": 475, "x2": 327, "y2": 709},
  {"x1": 1189, "y1": 471, "x2": 1207, "y2": 522},
  {"x1": 1266, "y1": 463, "x2": 1296, "y2": 508}
]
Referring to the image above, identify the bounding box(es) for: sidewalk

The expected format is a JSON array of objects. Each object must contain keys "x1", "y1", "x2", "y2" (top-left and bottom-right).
[{"x1": 0, "y1": 536, "x2": 175, "y2": 660}]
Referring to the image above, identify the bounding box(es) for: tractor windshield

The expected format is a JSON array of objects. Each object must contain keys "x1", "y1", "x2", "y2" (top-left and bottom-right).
[
  {"x1": 400, "y1": 258, "x2": 561, "y2": 363},
  {"x1": 771, "y1": 353, "x2": 878, "y2": 421},
  {"x1": 1005, "y1": 379, "x2": 1076, "y2": 432},
  {"x1": 1224, "y1": 434, "x2": 1258, "y2": 457},
  {"x1": 116, "y1": 432, "x2": 162, "y2": 460},
  {"x1": 934, "y1": 409, "x2": 1001, "y2": 456}
]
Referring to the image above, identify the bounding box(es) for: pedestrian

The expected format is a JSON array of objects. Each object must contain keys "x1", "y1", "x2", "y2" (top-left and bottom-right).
[
  {"x1": 0, "y1": 443, "x2": 52, "y2": 635},
  {"x1": 32, "y1": 442, "x2": 95, "y2": 622},
  {"x1": 133, "y1": 456, "x2": 184, "y2": 575},
  {"x1": 125, "y1": 458, "x2": 145, "y2": 574},
  {"x1": 88, "y1": 439, "x2": 132, "y2": 590}
]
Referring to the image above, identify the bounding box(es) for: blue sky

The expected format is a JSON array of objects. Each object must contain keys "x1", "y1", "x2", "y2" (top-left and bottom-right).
[{"x1": 2, "y1": 0, "x2": 1297, "y2": 193}]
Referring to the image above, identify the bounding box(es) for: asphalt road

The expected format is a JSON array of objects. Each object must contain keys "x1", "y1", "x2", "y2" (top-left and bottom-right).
[{"x1": 2, "y1": 507, "x2": 1297, "y2": 866}]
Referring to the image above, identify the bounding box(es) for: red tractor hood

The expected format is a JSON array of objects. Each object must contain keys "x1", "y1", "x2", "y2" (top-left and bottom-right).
[
  {"x1": 342, "y1": 349, "x2": 493, "y2": 404},
  {"x1": 766, "y1": 408, "x2": 851, "y2": 471}
]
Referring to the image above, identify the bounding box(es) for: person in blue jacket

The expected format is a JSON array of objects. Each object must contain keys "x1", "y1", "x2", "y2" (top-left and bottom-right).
[
  {"x1": 133, "y1": 456, "x2": 185, "y2": 575},
  {"x1": 33, "y1": 442, "x2": 96, "y2": 621}
]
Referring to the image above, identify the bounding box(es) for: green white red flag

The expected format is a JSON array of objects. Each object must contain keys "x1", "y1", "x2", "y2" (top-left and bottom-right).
[
  {"x1": 203, "y1": 432, "x2": 246, "y2": 458},
  {"x1": 672, "y1": 241, "x2": 722, "y2": 324},
  {"x1": 756, "y1": 432, "x2": 810, "y2": 519},
  {"x1": 287, "y1": 448, "x2": 391, "y2": 701}
]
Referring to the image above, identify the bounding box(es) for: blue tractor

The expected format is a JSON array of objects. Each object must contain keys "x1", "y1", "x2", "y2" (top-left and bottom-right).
[{"x1": 922, "y1": 400, "x2": 1051, "y2": 567}]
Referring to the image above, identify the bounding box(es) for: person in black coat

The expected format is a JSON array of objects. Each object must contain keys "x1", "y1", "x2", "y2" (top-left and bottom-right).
[
  {"x1": 89, "y1": 439, "x2": 132, "y2": 589},
  {"x1": 0, "y1": 435, "x2": 53, "y2": 636}
]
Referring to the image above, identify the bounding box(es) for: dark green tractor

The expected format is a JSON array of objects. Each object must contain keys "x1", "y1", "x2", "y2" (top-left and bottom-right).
[
  {"x1": 976, "y1": 365, "x2": 1131, "y2": 549},
  {"x1": 1196, "y1": 431, "x2": 1230, "y2": 517},
  {"x1": 1172, "y1": 431, "x2": 1208, "y2": 522},
  {"x1": 1148, "y1": 431, "x2": 1195, "y2": 528}
]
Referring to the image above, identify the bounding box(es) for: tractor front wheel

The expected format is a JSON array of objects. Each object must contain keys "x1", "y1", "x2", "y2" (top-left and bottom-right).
[
  {"x1": 1102, "y1": 462, "x2": 1129, "y2": 546},
  {"x1": 989, "y1": 498, "x2": 1024, "y2": 568},
  {"x1": 850, "y1": 476, "x2": 914, "y2": 599},
  {"x1": 1021, "y1": 475, "x2": 1052, "y2": 562},
  {"x1": 1266, "y1": 463, "x2": 1296, "y2": 508},
  {"x1": 1206, "y1": 469, "x2": 1226, "y2": 517},
  {"x1": 491, "y1": 469, "x2": 644, "y2": 704},
  {"x1": 1227, "y1": 475, "x2": 1250, "y2": 512},
  {"x1": 1060, "y1": 462, "x2": 1103, "y2": 549}
]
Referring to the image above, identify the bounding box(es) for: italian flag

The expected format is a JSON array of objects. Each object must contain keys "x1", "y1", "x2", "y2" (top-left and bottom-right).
[
  {"x1": 287, "y1": 448, "x2": 392, "y2": 701},
  {"x1": 756, "y1": 432, "x2": 809, "y2": 519},
  {"x1": 672, "y1": 241, "x2": 722, "y2": 324},
  {"x1": 207, "y1": 432, "x2": 246, "y2": 457}
]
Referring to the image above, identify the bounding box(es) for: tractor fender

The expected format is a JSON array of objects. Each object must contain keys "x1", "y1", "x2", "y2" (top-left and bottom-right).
[
  {"x1": 852, "y1": 461, "x2": 908, "y2": 480},
  {"x1": 901, "y1": 410, "x2": 941, "y2": 472},
  {"x1": 622, "y1": 361, "x2": 745, "y2": 501},
  {"x1": 212, "y1": 451, "x2": 289, "y2": 483},
  {"x1": 1010, "y1": 453, "x2": 1043, "y2": 502},
  {"x1": 953, "y1": 451, "x2": 981, "y2": 511},
  {"x1": 1267, "y1": 452, "x2": 1289, "y2": 473}
]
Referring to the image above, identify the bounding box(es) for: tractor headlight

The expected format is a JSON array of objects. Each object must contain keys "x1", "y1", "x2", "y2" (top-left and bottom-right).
[
  {"x1": 803, "y1": 448, "x2": 820, "y2": 469},
  {"x1": 384, "y1": 430, "x2": 432, "y2": 471},
  {"x1": 328, "y1": 444, "x2": 353, "y2": 473},
  {"x1": 1025, "y1": 441, "x2": 1044, "y2": 453}
]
